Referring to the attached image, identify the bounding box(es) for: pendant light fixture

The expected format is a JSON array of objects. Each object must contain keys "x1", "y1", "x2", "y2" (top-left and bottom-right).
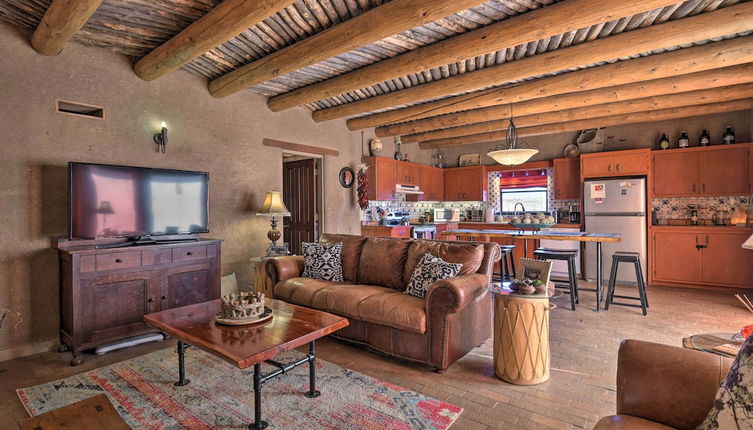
[{"x1": 487, "y1": 105, "x2": 538, "y2": 166}]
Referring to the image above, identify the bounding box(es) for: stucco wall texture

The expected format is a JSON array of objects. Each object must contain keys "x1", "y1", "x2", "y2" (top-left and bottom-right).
[{"x1": 0, "y1": 22, "x2": 366, "y2": 358}]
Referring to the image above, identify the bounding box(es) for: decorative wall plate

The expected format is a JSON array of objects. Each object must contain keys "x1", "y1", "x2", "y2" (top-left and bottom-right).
[{"x1": 339, "y1": 167, "x2": 355, "y2": 188}]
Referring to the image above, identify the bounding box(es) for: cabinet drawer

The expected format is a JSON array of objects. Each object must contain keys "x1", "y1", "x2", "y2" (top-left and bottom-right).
[
  {"x1": 95, "y1": 252, "x2": 142, "y2": 271},
  {"x1": 173, "y1": 245, "x2": 207, "y2": 262}
]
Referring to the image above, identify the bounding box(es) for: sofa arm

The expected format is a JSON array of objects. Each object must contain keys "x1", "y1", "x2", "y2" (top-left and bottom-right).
[
  {"x1": 425, "y1": 273, "x2": 489, "y2": 314},
  {"x1": 615, "y1": 339, "x2": 732, "y2": 430},
  {"x1": 265, "y1": 256, "x2": 304, "y2": 286}
]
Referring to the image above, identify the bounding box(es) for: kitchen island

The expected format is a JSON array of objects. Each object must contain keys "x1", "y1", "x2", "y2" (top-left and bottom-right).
[{"x1": 439, "y1": 229, "x2": 622, "y2": 311}]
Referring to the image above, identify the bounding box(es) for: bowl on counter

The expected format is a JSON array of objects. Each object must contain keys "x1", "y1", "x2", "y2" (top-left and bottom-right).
[{"x1": 509, "y1": 222, "x2": 556, "y2": 230}]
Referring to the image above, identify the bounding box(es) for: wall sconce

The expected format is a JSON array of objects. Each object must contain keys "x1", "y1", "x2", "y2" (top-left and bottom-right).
[{"x1": 153, "y1": 121, "x2": 168, "y2": 153}]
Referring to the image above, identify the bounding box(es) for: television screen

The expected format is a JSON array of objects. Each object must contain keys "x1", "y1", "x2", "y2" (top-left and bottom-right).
[{"x1": 69, "y1": 162, "x2": 209, "y2": 239}]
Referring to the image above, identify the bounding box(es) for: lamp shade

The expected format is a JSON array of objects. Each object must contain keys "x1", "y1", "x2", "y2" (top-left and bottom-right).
[
  {"x1": 257, "y1": 191, "x2": 291, "y2": 217},
  {"x1": 487, "y1": 148, "x2": 539, "y2": 166}
]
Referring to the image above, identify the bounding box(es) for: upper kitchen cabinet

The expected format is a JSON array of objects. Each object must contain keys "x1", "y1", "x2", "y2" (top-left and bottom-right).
[
  {"x1": 363, "y1": 156, "x2": 396, "y2": 201},
  {"x1": 653, "y1": 145, "x2": 750, "y2": 197},
  {"x1": 395, "y1": 161, "x2": 420, "y2": 186},
  {"x1": 581, "y1": 148, "x2": 651, "y2": 178},
  {"x1": 408, "y1": 165, "x2": 444, "y2": 202},
  {"x1": 444, "y1": 166, "x2": 487, "y2": 201},
  {"x1": 553, "y1": 157, "x2": 580, "y2": 200}
]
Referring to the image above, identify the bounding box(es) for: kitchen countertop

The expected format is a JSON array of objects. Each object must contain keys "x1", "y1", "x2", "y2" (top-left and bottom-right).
[
  {"x1": 651, "y1": 224, "x2": 753, "y2": 231},
  {"x1": 440, "y1": 229, "x2": 621, "y2": 242}
]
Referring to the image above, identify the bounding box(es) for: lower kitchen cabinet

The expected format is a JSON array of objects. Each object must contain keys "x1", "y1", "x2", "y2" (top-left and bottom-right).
[
  {"x1": 361, "y1": 225, "x2": 411, "y2": 238},
  {"x1": 652, "y1": 227, "x2": 753, "y2": 288}
]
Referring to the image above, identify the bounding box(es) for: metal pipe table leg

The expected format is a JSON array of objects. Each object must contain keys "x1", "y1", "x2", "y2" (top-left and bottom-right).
[
  {"x1": 250, "y1": 363, "x2": 268, "y2": 430},
  {"x1": 174, "y1": 340, "x2": 190, "y2": 387},
  {"x1": 305, "y1": 340, "x2": 320, "y2": 398},
  {"x1": 595, "y1": 242, "x2": 602, "y2": 312}
]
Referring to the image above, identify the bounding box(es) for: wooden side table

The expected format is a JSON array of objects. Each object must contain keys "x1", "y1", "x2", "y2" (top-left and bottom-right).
[
  {"x1": 250, "y1": 257, "x2": 275, "y2": 298},
  {"x1": 489, "y1": 283, "x2": 554, "y2": 385}
]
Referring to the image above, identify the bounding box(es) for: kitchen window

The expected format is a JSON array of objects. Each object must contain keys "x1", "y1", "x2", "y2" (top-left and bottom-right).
[{"x1": 498, "y1": 168, "x2": 549, "y2": 213}]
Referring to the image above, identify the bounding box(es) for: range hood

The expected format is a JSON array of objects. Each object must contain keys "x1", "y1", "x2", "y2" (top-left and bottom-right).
[{"x1": 395, "y1": 184, "x2": 424, "y2": 195}]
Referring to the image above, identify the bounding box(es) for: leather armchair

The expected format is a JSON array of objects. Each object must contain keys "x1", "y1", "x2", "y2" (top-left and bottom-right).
[{"x1": 594, "y1": 339, "x2": 732, "y2": 430}]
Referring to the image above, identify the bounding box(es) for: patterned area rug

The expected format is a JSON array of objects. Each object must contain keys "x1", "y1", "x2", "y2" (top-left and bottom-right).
[{"x1": 17, "y1": 347, "x2": 461, "y2": 429}]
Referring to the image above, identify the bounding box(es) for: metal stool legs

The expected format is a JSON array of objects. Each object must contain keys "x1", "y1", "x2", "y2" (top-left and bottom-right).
[{"x1": 604, "y1": 254, "x2": 648, "y2": 316}]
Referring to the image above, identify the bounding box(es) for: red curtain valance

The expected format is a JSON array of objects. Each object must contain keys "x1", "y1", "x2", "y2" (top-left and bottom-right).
[{"x1": 498, "y1": 168, "x2": 548, "y2": 189}]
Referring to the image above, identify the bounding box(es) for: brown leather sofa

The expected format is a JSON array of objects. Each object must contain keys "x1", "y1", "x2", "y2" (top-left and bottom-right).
[
  {"x1": 594, "y1": 339, "x2": 732, "y2": 430},
  {"x1": 265, "y1": 234, "x2": 500, "y2": 372}
]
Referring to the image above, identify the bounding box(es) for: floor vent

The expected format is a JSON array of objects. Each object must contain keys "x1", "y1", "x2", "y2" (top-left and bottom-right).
[{"x1": 56, "y1": 99, "x2": 105, "y2": 119}]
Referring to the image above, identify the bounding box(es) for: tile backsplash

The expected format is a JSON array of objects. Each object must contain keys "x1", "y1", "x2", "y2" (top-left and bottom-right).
[{"x1": 652, "y1": 195, "x2": 752, "y2": 222}]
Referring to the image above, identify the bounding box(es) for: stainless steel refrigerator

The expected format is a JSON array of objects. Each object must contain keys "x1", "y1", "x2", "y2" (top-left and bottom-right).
[{"x1": 584, "y1": 177, "x2": 647, "y2": 284}]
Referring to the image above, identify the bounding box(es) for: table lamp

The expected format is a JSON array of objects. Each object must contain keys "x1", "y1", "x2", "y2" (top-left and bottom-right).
[{"x1": 257, "y1": 190, "x2": 291, "y2": 251}]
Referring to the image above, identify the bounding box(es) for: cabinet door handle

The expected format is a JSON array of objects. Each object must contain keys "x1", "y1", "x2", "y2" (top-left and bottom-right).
[
  {"x1": 706, "y1": 235, "x2": 710, "y2": 245},
  {"x1": 115, "y1": 258, "x2": 123, "y2": 263},
  {"x1": 608, "y1": 164, "x2": 612, "y2": 172},
  {"x1": 161, "y1": 295, "x2": 167, "y2": 300},
  {"x1": 692, "y1": 184, "x2": 696, "y2": 192},
  {"x1": 187, "y1": 251, "x2": 193, "y2": 256},
  {"x1": 148, "y1": 298, "x2": 154, "y2": 303},
  {"x1": 616, "y1": 164, "x2": 620, "y2": 172},
  {"x1": 702, "y1": 183, "x2": 706, "y2": 192}
]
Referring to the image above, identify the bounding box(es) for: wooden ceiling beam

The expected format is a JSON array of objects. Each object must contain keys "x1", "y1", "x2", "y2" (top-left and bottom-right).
[
  {"x1": 405, "y1": 84, "x2": 753, "y2": 144},
  {"x1": 418, "y1": 99, "x2": 753, "y2": 149},
  {"x1": 313, "y1": 3, "x2": 753, "y2": 123},
  {"x1": 399, "y1": 69, "x2": 753, "y2": 142},
  {"x1": 267, "y1": 0, "x2": 680, "y2": 111},
  {"x1": 377, "y1": 64, "x2": 753, "y2": 138},
  {"x1": 208, "y1": 0, "x2": 487, "y2": 99},
  {"x1": 30, "y1": 0, "x2": 103, "y2": 56},
  {"x1": 133, "y1": 0, "x2": 298, "y2": 81},
  {"x1": 349, "y1": 35, "x2": 753, "y2": 130}
]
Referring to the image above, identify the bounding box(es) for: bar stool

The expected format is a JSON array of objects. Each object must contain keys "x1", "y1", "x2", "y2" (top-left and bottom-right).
[
  {"x1": 493, "y1": 245, "x2": 516, "y2": 281},
  {"x1": 604, "y1": 252, "x2": 648, "y2": 316},
  {"x1": 533, "y1": 248, "x2": 578, "y2": 311}
]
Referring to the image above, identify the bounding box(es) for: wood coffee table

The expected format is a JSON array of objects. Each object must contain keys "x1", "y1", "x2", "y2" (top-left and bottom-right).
[{"x1": 144, "y1": 298, "x2": 349, "y2": 430}]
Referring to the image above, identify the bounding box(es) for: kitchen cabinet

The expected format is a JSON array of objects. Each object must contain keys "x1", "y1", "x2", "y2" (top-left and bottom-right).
[
  {"x1": 651, "y1": 227, "x2": 753, "y2": 288},
  {"x1": 395, "y1": 162, "x2": 420, "y2": 186},
  {"x1": 361, "y1": 225, "x2": 411, "y2": 238},
  {"x1": 444, "y1": 166, "x2": 487, "y2": 201},
  {"x1": 653, "y1": 146, "x2": 750, "y2": 197},
  {"x1": 364, "y1": 156, "x2": 396, "y2": 200},
  {"x1": 553, "y1": 157, "x2": 580, "y2": 200},
  {"x1": 408, "y1": 166, "x2": 444, "y2": 202},
  {"x1": 581, "y1": 148, "x2": 650, "y2": 178}
]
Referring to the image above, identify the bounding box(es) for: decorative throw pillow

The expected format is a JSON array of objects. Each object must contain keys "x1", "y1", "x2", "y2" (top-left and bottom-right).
[
  {"x1": 301, "y1": 242, "x2": 344, "y2": 282},
  {"x1": 405, "y1": 253, "x2": 463, "y2": 298},
  {"x1": 697, "y1": 334, "x2": 753, "y2": 429}
]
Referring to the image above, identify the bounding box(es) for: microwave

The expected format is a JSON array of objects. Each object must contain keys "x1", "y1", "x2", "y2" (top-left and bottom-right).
[{"x1": 434, "y1": 208, "x2": 460, "y2": 222}]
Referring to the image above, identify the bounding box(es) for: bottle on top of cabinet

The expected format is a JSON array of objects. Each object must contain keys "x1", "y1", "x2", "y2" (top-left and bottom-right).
[
  {"x1": 722, "y1": 126, "x2": 736, "y2": 145},
  {"x1": 699, "y1": 129, "x2": 711, "y2": 146},
  {"x1": 678, "y1": 131, "x2": 690, "y2": 148},
  {"x1": 658, "y1": 133, "x2": 670, "y2": 150}
]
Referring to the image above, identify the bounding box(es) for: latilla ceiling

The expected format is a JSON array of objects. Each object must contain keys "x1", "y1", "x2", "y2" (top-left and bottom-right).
[{"x1": 2, "y1": 0, "x2": 752, "y2": 147}]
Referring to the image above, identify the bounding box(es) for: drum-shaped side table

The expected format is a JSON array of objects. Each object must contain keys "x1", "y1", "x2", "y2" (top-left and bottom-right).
[{"x1": 490, "y1": 284, "x2": 553, "y2": 385}]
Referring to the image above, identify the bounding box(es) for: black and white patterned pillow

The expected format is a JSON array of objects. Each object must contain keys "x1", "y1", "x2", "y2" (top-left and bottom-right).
[
  {"x1": 301, "y1": 242, "x2": 344, "y2": 282},
  {"x1": 405, "y1": 253, "x2": 463, "y2": 298}
]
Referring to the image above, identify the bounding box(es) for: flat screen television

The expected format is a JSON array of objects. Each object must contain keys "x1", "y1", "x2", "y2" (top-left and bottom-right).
[{"x1": 69, "y1": 162, "x2": 209, "y2": 240}]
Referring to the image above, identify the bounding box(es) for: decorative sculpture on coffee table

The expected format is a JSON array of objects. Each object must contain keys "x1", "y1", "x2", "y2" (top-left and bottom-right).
[{"x1": 215, "y1": 292, "x2": 272, "y2": 325}]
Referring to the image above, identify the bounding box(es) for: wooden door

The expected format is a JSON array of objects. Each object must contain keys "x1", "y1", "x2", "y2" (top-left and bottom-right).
[
  {"x1": 699, "y1": 147, "x2": 750, "y2": 195},
  {"x1": 613, "y1": 151, "x2": 650, "y2": 175},
  {"x1": 413, "y1": 166, "x2": 444, "y2": 201},
  {"x1": 553, "y1": 158, "x2": 580, "y2": 200},
  {"x1": 429, "y1": 167, "x2": 445, "y2": 201},
  {"x1": 652, "y1": 231, "x2": 702, "y2": 283},
  {"x1": 581, "y1": 155, "x2": 613, "y2": 178},
  {"x1": 283, "y1": 158, "x2": 318, "y2": 255},
  {"x1": 80, "y1": 270, "x2": 160, "y2": 343},
  {"x1": 701, "y1": 232, "x2": 753, "y2": 287},
  {"x1": 365, "y1": 157, "x2": 396, "y2": 200},
  {"x1": 163, "y1": 262, "x2": 212, "y2": 309},
  {"x1": 653, "y1": 152, "x2": 699, "y2": 196}
]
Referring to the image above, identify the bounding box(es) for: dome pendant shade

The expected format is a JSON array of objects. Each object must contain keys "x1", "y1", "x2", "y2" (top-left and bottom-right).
[
  {"x1": 486, "y1": 106, "x2": 537, "y2": 166},
  {"x1": 487, "y1": 148, "x2": 539, "y2": 166}
]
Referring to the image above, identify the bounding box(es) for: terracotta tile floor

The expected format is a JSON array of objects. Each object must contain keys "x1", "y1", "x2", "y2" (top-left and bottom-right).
[{"x1": 1, "y1": 284, "x2": 749, "y2": 429}]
